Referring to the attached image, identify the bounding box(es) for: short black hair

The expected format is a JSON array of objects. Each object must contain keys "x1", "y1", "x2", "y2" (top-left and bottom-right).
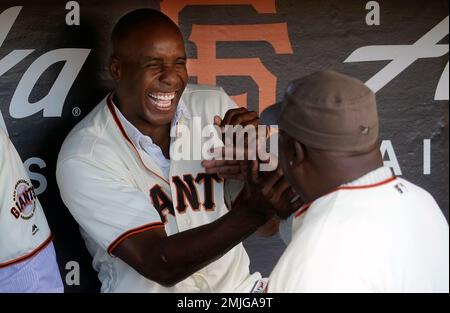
[{"x1": 111, "y1": 9, "x2": 178, "y2": 50}]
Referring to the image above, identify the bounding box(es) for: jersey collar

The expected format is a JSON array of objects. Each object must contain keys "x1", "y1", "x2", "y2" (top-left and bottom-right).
[
  {"x1": 295, "y1": 166, "x2": 396, "y2": 219},
  {"x1": 109, "y1": 93, "x2": 191, "y2": 144},
  {"x1": 107, "y1": 93, "x2": 191, "y2": 176},
  {"x1": 106, "y1": 94, "x2": 170, "y2": 184}
]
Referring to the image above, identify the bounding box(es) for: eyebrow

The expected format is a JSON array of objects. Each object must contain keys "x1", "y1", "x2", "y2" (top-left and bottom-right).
[
  {"x1": 141, "y1": 56, "x2": 187, "y2": 62},
  {"x1": 141, "y1": 57, "x2": 163, "y2": 63}
]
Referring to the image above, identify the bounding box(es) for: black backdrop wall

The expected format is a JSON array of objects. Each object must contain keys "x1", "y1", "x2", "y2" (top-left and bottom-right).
[{"x1": 0, "y1": 0, "x2": 448, "y2": 292}]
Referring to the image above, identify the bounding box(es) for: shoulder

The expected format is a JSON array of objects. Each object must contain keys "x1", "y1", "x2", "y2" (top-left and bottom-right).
[
  {"x1": 182, "y1": 84, "x2": 237, "y2": 117},
  {"x1": 183, "y1": 83, "x2": 226, "y2": 96},
  {"x1": 57, "y1": 96, "x2": 114, "y2": 164},
  {"x1": 395, "y1": 177, "x2": 437, "y2": 202},
  {"x1": 57, "y1": 95, "x2": 128, "y2": 177},
  {"x1": 0, "y1": 129, "x2": 22, "y2": 173},
  {"x1": 0, "y1": 127, "x2": 8, "y2": 145},
  {"x1": 0, "y1": 128, "x2": 11, "y2": 159},
  {"x1": 0, "y1": 128, "x2": 15, "y2": 157},
  {"x1": 393, "y1": 177, "x2": 446, "y2": 222}
]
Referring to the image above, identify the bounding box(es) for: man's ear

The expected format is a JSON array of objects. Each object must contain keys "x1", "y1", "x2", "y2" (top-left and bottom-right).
[
  {"x1": 109, "y1": 56, "x2": 121, "y2": 81},
  {"x1": 293, "y1": 140, "x2": 305, "y2": 166}
]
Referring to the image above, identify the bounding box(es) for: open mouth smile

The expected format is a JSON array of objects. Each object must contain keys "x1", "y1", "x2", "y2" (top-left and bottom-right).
[{"x1": 147, "y1": 92, "x2": 176, "y2": 111}]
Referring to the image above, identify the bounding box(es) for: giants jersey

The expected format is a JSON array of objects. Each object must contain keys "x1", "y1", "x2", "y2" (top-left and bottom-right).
[
  {"x1": 0, "y1": 129, "x2": 52, "y2": 268},
  {"x1": 268, "y1": 167, "x2": 449, "y2": 293},
  {"x1": 56, "y1": 84, "x2": 260, "y2": 293}
]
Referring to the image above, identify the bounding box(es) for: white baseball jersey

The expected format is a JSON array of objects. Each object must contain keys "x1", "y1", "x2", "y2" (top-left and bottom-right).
[
  {"x1": 56, "y1": 84, "x2": 260, "y2": 293},
  {"x1": 0, "y1": 129, "x2": 53, "y2": 268},
  {"x1": 268, "y1": 166, "x2": 449, "y2": 293}
]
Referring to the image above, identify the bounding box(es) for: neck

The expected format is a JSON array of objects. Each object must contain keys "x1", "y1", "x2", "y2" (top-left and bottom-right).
[
  {"x1": 305, "y1": 146, "x2": 383, "y2": 203},
  {"x1": 113, "y1": 94, "x2": 171, "y2": 158}
]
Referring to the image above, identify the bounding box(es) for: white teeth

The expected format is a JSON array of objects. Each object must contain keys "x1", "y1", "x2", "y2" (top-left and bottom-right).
[
  {"x1": 148, "y1": 92, "x2": 176, "y2": 101},
  {"x1": 155, "y1": 102, "x2": 171, "y2": 108},
  {"x1": 148, "y1": 92, "x2": 175, "y2": 110}
]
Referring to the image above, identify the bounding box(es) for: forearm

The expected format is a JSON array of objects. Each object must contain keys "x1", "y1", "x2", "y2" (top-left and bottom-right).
[
  {"x1": 150, "y1": 204, "x2": 268, "y2": 286},
  {"x1": 256, "y1": 217, "x2": 280, "y2": 237}
]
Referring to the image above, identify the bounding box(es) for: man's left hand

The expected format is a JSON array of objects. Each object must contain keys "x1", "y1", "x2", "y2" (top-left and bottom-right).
[{"x1": 202, "y1": 107, "x2": 260, "y2": 180}]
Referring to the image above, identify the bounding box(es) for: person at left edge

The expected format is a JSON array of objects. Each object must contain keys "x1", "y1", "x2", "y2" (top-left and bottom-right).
[{"x1": 0, "y1": 128, "x2": 64, "y2": 293}]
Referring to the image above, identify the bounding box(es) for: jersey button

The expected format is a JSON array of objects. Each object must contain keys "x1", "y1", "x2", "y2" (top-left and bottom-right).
[{"x1": 186, "y1": 218, "x2": 191, "y2": 226}]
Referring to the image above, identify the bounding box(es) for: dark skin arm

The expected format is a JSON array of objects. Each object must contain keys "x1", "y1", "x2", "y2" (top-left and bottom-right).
[
  {"x1": 114, "y1": 109, "x2": 293, "y2": 287},
  {"x1": 113, "y1": 162, "x2": 297, "y2": 287},
  {"x1": 245, "y1": 161, "x2": 304, "y2": 219},
  {"x1": 113, "y1": 196, "x2": 270, "y2": 287}
]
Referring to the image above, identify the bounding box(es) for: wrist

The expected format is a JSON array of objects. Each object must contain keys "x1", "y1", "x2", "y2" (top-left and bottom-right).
[{"x1": 233, "y1": 196, "x2": 273, "y2": 224}]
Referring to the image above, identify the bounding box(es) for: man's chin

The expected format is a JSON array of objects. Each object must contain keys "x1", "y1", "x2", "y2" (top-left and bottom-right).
[
  {"x1": 143, "y1": 105, "x2": 173, "y2": 123},
  {"x1": 145, "y1": 111, "x2": 176, "y2": 127}
]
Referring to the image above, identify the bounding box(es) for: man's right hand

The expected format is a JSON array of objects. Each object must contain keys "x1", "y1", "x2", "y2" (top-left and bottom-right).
[{"x1": 241, "y1": 161, "x2": 303, "y2": 219}]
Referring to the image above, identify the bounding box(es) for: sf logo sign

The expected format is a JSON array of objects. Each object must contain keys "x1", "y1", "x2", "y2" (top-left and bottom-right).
[{"x1": 0, "y1": 6, "x2": 90, "y2": 135}]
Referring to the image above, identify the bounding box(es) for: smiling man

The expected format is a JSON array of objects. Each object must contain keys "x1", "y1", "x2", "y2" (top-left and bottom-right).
[{"x1": 55, "y1": 9, "x2": 290, "y2": 293}]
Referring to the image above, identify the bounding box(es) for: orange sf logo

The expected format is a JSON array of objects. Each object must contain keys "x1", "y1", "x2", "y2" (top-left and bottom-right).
[{"x1": 161, "y1": 0, "x2": 294, "y2": 113}]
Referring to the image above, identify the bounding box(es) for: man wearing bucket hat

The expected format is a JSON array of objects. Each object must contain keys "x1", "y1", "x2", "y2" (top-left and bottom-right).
[{"x1": 257, "y1": 70, "x2": 449, "y2": 292}]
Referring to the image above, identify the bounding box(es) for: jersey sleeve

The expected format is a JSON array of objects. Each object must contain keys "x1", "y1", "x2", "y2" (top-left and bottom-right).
[
  {"x1": 56, "y1": 157, "x2": 164, "y2": 255},
  {"x1": 0, "y1": 129, "x2": 52, "y2": 267},
  {"x1": 0, "y1": 242, "x2": 63, "y2": 293}
]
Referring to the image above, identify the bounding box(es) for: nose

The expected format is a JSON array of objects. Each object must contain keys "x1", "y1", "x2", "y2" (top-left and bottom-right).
[{"x1": 159, "y1": 64, "x2": 178, "y2": 87}]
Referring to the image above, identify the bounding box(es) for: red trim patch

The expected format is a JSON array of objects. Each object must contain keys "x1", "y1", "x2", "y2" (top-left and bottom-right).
[
  {"x1": 0, "y1": 233, "x2": 54, "y2": 268},
  {"x1": 337, "y1": 176, "x2": 397, "y2": 190},
  {"x1": 108, "y1": 222, "x2": 165, "y2": 255},
  {"x1": 295, "y1": 204, "x2": 311, "y2": 218},
  {"x1": 294, "y1": 175, "x2": 397, "y2": 219}
]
